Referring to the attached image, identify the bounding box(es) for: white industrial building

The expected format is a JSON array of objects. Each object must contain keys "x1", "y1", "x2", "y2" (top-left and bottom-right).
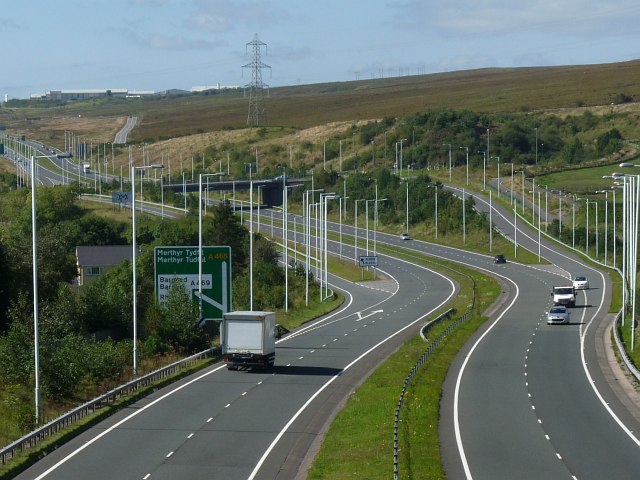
[{"x1": 30, "y1": 88, "x2": 156, "y2": 101}]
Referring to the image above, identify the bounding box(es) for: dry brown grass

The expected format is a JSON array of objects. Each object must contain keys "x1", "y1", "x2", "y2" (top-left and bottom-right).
[{"x1": 5, "y1": 59, "x2": 640, "y2": 172}]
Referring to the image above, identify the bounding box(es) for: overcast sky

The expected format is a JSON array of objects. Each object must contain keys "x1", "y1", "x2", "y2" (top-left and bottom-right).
[{"x1": 3, "y1": 0, "x2": 640, "y2": 99}]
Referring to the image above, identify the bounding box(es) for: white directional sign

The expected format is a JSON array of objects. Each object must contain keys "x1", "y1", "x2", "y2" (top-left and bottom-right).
[
  {"x1": 154, "y1": 246, "x2": 232, "y2": 320},
  {"x1": 359, "y1": 255, "x2": 379, "y2": 267}
]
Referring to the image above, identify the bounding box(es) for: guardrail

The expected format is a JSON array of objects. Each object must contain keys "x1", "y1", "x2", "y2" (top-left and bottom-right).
[
  {"x1": 392, "y1": 307, "x2": 473, "y2": 479},
  {"x1": 613, "y1": 311, "x2": 640, "y2": 382},
  {"x1": 0, "y1": 348, "x2": 218, "y2": 465}
]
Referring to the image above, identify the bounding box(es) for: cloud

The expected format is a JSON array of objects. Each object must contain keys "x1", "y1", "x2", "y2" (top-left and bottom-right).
[
  {"x1": 187, "y1": 0, "x2": 286, "y2": 32},
  {"x1": 128, "y1": 0, "x2": 170, "y2": 6},
  {"x1": 0, "y1": 18, "x2": 24, "y2": 32},
  {"x1": 113, "y1": 25, "x2": 227, "y2": 51},
  {"x1": 391, "y1": 0, "x2": 640, "y2": 37}
]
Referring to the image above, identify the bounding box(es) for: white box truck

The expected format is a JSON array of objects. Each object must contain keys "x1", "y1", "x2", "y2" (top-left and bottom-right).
[
  {"x1": 221, "y1": 311, "x2": 276, "y2": 370},
  {"x1": 552, "y1": 285, "x2": 576, "y2": 308}
]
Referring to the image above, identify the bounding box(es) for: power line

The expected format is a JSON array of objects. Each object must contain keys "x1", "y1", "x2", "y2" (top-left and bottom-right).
[{"x1": 243, "y1": 33, "x2": 271, "y2": 126}]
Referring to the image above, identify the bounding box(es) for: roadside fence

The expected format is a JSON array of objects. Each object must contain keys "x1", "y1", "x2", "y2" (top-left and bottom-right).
[{"x1": 0, "y1": 348, "x2": 218, "y2": 465}]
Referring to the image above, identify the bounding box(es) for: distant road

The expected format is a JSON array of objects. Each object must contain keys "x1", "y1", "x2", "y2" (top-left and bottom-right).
[{"x1": 114, "y1": 116, "x2": 137, "y2": 144}]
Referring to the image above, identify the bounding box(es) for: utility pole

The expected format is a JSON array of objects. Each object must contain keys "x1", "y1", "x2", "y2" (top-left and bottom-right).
[{"x1": 243, "y1": 34, "x2": 271, "y2": 126}]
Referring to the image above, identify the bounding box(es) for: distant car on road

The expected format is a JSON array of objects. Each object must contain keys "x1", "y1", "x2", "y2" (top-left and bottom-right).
[
  {"x1": 494, "y1": 254, "x2": 506, "y2": 264},
  {"x1": 547, "y1": 306, "x2": 571, "y2": 325},
  {"x1": 400, "y1": 233, "x2": 411, "y2": 241},
  {"x1": 573, "y1": 276, "x2": 589, "y2": 290}
]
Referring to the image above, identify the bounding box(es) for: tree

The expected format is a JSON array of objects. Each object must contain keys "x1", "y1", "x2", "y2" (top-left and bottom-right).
[
  {"x1": 156, "y1": 283, "x2": 208, "y2": 354},
  {"x1": 206, "y1": 203, "x2": 248, "y2": 275}
]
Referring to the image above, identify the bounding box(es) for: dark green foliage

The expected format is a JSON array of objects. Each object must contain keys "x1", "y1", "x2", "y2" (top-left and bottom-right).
[
  {"x1": 80, "y1": 261, "x2": 133, "y2": 338},
  {"x1": 596, "y1": 128, "x2": 623, "y2": 155},
  {"x1": 559, "y1": 138, "x2": 586, "y2": 164},
  {"x1": 205, "y1": 202, "x2": 248, "y2": 275},
  {"x1": 143, "y1": 283, "x2": 208, "y2": 355}
]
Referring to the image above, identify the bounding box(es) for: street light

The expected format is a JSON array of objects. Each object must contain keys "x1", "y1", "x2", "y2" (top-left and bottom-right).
[
  {"x1": 478, "y1": 150, "x2": 487, "y2": 190},
  {"x1": 491, "y1": 156, "x2": 500, "y2": 199},
  {"x1": 354, "y1": 198, "x2": 367, "y2": 266},
  {"x1": 460, "y1": 146, "x2": 469, "y2": 185},
  {"x1": 305, "y1": 188, "x2": 324, "y2": 305},
  {"x1": 428, "y1": 183, "x2": 438, "y2": 239},
  {"x1": 198, "y1": 172, "x2": 225, "y2": 319},
  {"x1": 30, "y1": 154, "x2": 51, "y2": 424},
  {"x1": 596, "y1": 190, "x2": 609, "y2": 265},
  {"x1": 321, "y1": 194, "x2": 339, "y2": 299},
  {"x1": 443, "y1": 143, "x2": 452, "y2": 181},
  {"x1": 132, "y1": 163, "x2": 164, "y2": 378},
  {"x1": 399, "y1": 139, "x2": 407, "y2": 177}
]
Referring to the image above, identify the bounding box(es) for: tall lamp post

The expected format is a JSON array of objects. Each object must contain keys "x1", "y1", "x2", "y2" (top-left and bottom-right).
[
  {"x1": 478, "y1": 151, "x2": 487, "y2": 190},
  {"x1": 399, "y1": 138, "x2": 407, "y2": 177},
  {"x1": 354, "y1": 199, "x2": 366, "y2": 266},
  {"x1": 460, "y1": 146, "x2": 469, "y2": 185},
  {"x1": 30, "y1": 154, "x2": 52, "y2": 424},
  {"x1": 132, "y1": 163, "x2": 164, "y2": 378},
  {"x1": 198, "y1": 172, "x2": 225, "y2": 318},
  {"x1": 304, "y1": 188, "x2": 324, "y2": 305},
  {"x1": 443, "y1": 143, "x2": 452, "y2": 181},
  {"x1": 491, "y1": 156, "x2": 500, "y2": 198}
]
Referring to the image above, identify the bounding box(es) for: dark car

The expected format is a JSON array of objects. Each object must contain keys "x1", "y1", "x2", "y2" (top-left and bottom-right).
[{"x1": 494, "y1": 254, "x2": 506, "y2": 264}]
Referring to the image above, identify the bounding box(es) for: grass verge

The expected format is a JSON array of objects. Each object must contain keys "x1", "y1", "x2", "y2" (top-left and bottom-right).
[{"x1": 307, "y1": 245, "x2": 500, "y2": 479}]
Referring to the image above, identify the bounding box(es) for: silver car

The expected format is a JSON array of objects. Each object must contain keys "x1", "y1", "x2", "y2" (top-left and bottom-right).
[
  {"x1": 573, "y1": 276, "x2": 589, "y2": 290},
  {"x1": 547, "y1": 306, "x2": 571, "y2": 325}
]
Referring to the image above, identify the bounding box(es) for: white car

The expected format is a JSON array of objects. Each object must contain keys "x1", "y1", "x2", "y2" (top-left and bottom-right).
[
  {"x1": 573, "y1": 276, "x2": 589, "y2": 290},
  {"x1": 400, "y1": 233, "x2": 411, "y2": 241},
  {"x1": 547, "y1": 306, "x2": 571, "y2": 325}
]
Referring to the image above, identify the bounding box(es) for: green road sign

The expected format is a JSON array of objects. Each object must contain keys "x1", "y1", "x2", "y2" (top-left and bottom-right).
[{"x1": 154, "y1": 246, "x2": 232, "y2": 320}]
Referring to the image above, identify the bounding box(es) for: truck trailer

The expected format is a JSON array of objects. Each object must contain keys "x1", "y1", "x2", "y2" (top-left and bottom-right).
[{"x1": 221, "y1": 311, "x2": 276, "y2": 370}]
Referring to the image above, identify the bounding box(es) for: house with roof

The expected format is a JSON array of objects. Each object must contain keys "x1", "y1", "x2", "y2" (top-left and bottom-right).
[{"x1": 75, "y1": 245, "x2": 132, "y2": 287}]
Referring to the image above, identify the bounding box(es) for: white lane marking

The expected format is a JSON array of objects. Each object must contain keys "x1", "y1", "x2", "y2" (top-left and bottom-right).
[
  {"x1": 32, "y1": 363, "x2": 228, "y2": 479},
  {"x1": 580, "y1": 276, "x2": 640, "y2": 447},
  {"x1": 166, "y1": 451, "x2": 174, "y2": 458},
  {"x1": 454, "y1": 271, "x2": 520, "y2": 480},
  {"x1": 247, "y1": 264, "x2": 456, "y2": 480}
]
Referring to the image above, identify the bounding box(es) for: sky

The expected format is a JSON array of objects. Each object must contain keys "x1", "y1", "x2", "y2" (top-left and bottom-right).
[{"x1": 3, "y1": 0, "x2": 640, "y2": 99}]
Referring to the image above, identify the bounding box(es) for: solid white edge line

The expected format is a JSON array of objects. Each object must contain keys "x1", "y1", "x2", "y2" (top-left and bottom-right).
[
  {"x1": 33, "y1": 364, "x2": 228, "y2": 479},
  {"x1": 453, "y1": 269, "x2": 520, "y2": 480},
  {"x1": 247, "y1": 261, "x2": 456, "y2": 480}
]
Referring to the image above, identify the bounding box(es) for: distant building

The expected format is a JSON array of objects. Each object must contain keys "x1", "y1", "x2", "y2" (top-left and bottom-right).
[
  {"x1": 30, "y1": 88, "x2": 156, "y2": 101},
  {"x1": 75, "y1": 245, "x2": 132, "y2": 287},
  {"x1": 191, "y1": 84, "x2": 241, "y2": 93}
]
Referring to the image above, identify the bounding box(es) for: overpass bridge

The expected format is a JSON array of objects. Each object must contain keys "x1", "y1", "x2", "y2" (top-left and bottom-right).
[{"x1": 163, "y1": 177, "x2": 306, "y2": 207}]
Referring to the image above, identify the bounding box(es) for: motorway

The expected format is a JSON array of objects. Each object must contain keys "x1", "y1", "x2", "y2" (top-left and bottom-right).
[
  {"x1": 14, "y1": 225, "x2": 458, "y2": 479},
  {"x1": 438, "y1": 186, "x2": 640, "y2": 479},
  {"x1": 8, "y1": 144, "x2": 640, "y2": 478}
]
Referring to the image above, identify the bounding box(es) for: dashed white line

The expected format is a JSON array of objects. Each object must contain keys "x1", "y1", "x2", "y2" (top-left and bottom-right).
[
  {"x1": 166, "y1": 451, "x2": 174, "y2": 458},
  {"x1": 187, "y1": 433, "x2": 194, "y2": 439},
  {"x1": 225, "y1": 404, "x2": 231, "y2": 408}
]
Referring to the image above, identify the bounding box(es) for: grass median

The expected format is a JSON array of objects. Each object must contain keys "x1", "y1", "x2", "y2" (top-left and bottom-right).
[{"x1": 307, "y1": 245, "x2": 500, "y2": 479}]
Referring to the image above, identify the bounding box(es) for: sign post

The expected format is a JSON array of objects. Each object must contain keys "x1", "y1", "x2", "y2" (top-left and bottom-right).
[{"x1": 154, "y1": 246, "x2": 232, "y2": 321}]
